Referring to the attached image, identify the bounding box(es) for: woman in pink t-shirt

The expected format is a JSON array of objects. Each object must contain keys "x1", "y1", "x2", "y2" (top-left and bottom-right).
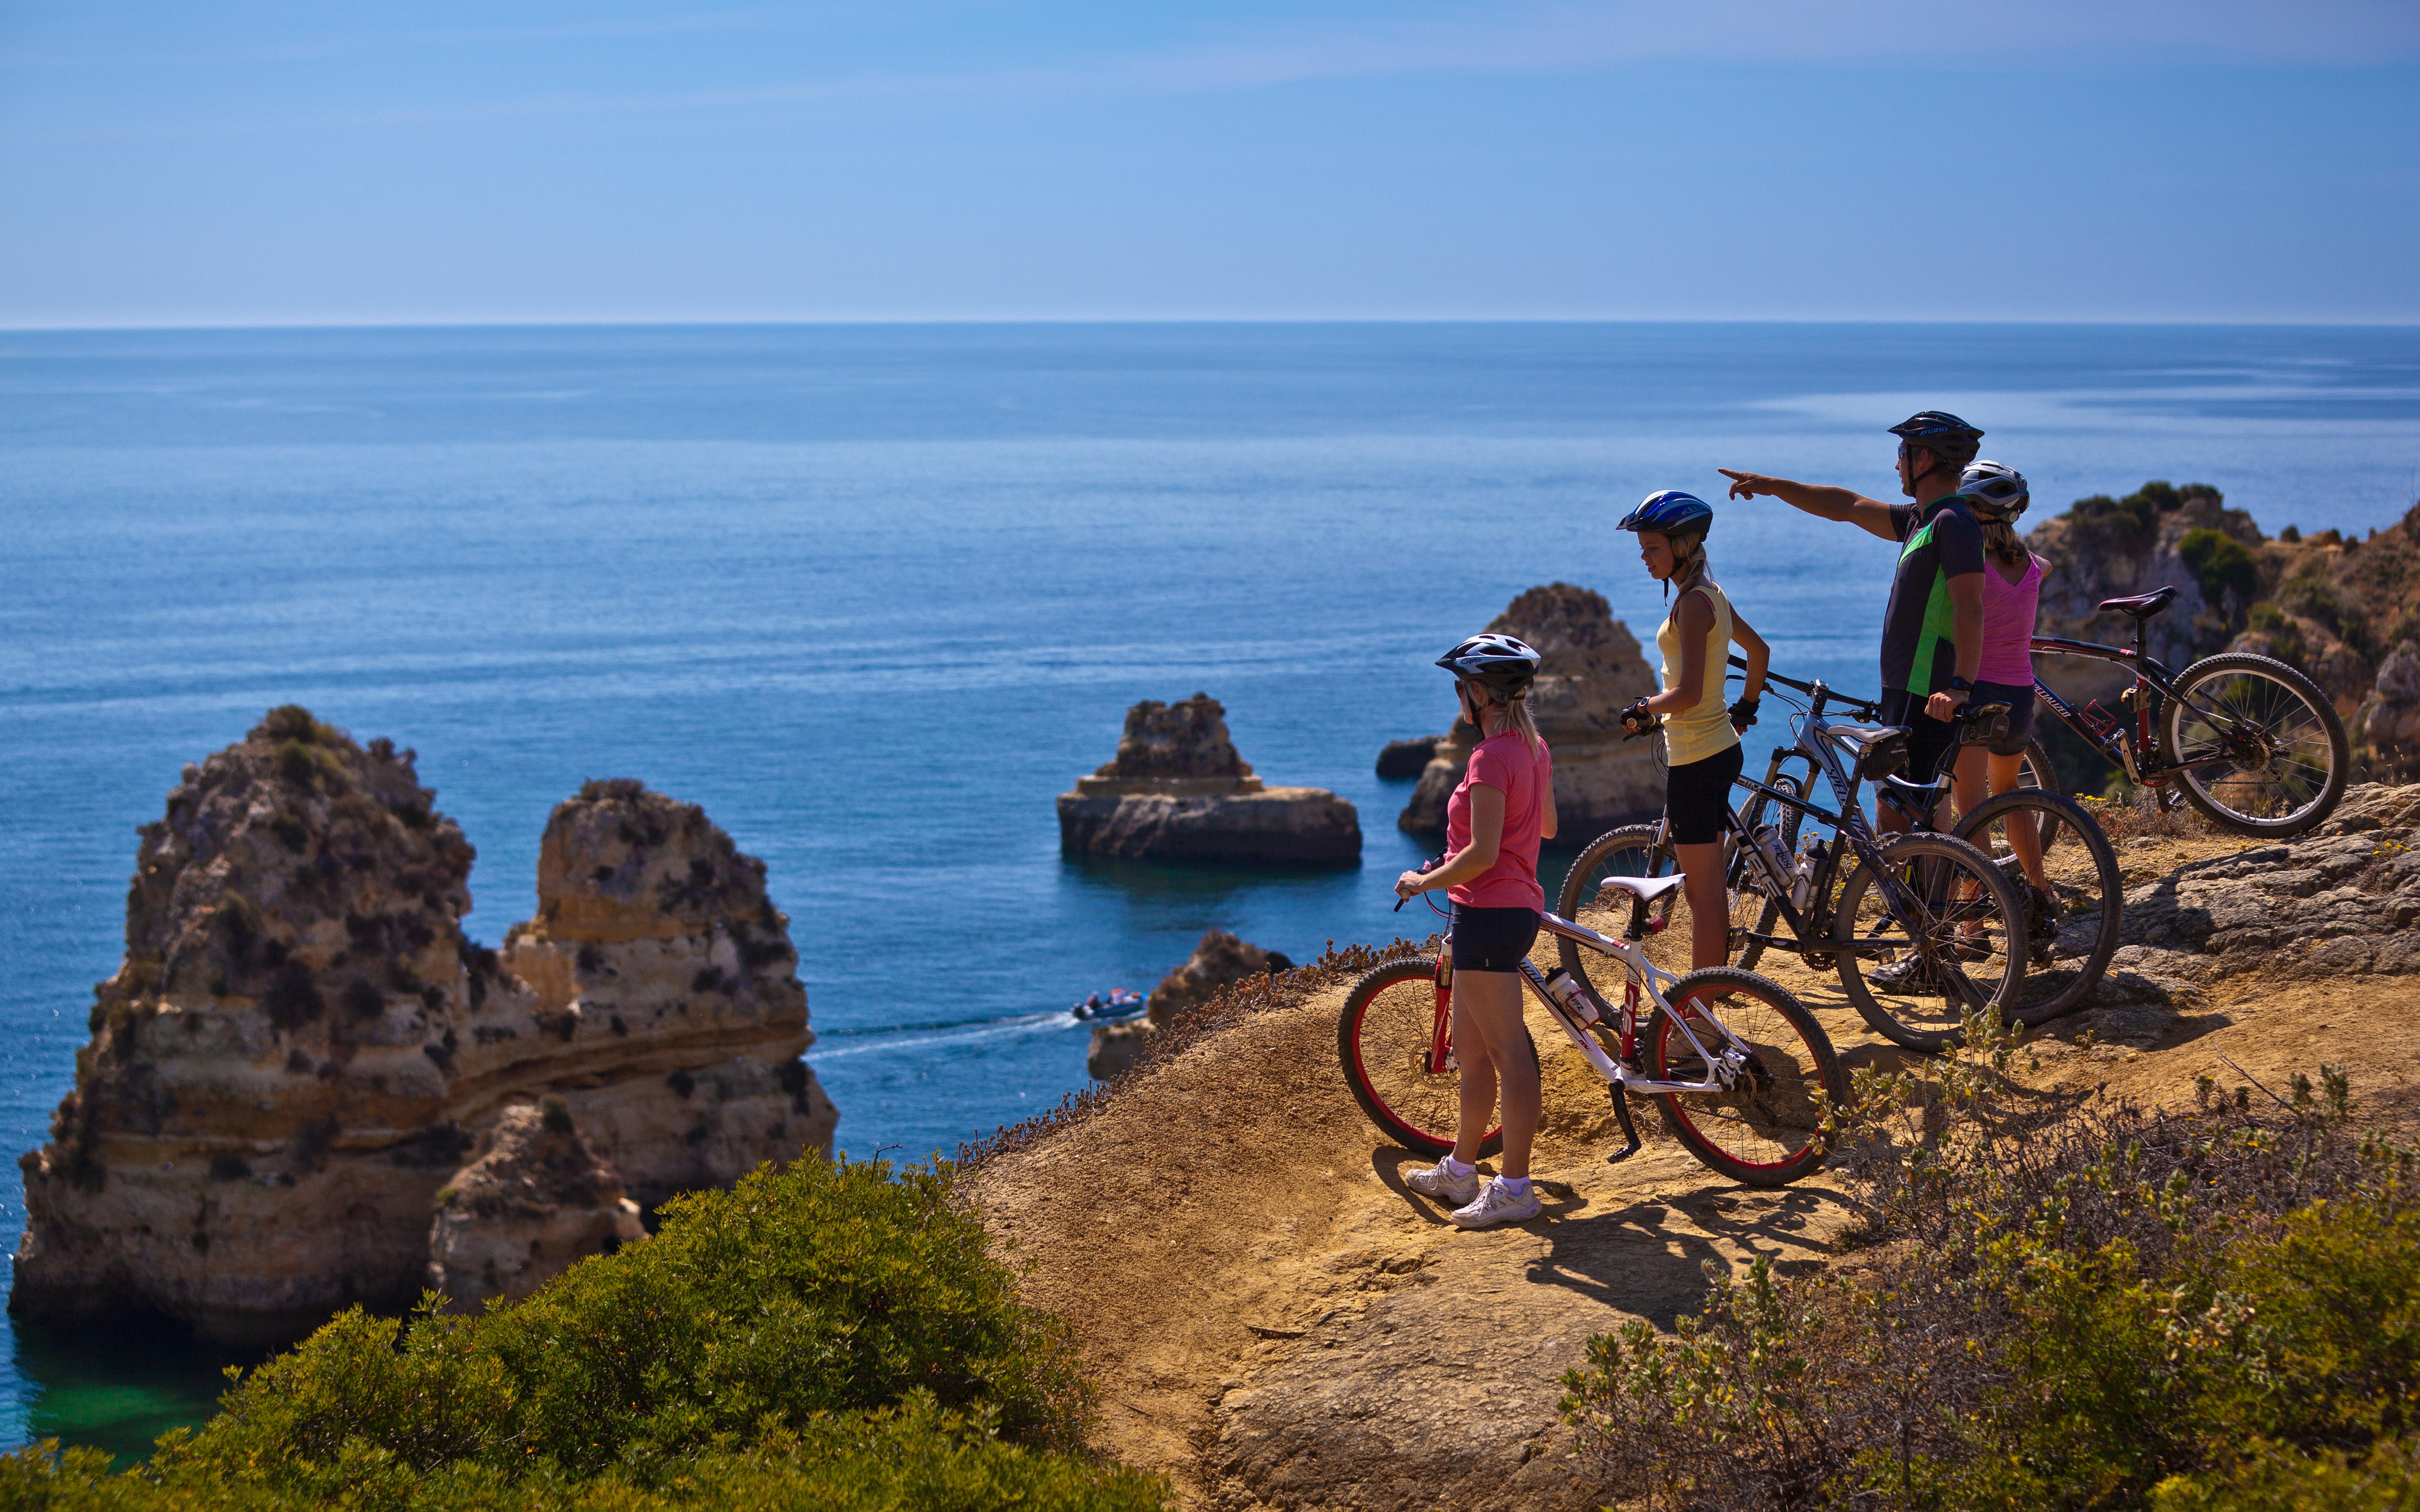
[
  {"x1": 1954, "y1": 462, "x2": 2052, "y2": 903},
  {"x1": 1392, "y1": 633, "x2": 1557, "y2": 1231}
]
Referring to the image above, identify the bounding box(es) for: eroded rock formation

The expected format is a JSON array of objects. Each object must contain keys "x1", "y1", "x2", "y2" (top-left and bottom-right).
[
  {"x1": 426, "y1": 1098, "x2": 643, "y2": 1313},
  {"x1": 1401, "y1": 584, "x2": 1660, "y2": 839},
  {"x1": 12, "y1": 712, "x2": 833, "y2": 1343},
  {"x1": 1058, "y1": 694, "x2": 1360, "y2": 866},
  {"x1": 1375, "y1": 736, "x2": 1443, "y2": 780},
  {"x1": 1087, "y1": 928, "x2": 1294, "y2": 1080},
  {"x1": 481, "y1": 778, "x2": 835, "y2": 1213}
]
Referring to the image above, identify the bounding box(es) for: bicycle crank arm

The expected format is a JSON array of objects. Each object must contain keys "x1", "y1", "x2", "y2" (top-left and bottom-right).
[{"x1": 1605, "y1": 1082, "x2": 1643, "y2": 1164}]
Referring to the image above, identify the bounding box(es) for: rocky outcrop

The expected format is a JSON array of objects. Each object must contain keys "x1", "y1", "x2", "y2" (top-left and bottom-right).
[
  {"x1": 426, "y1": 1098, "x2": 643, "y2": 1313},
  {"x1": 1376, "y1": 736, "x2": 1444, "y2": 780},
  {"x1": 2106, "y1": 784, "x2": 2420, "y2": 999},
  {"x1": 1401, "y1": 585, "x2": 1659, "y2": 839},
  {"x1": 478, "y1": 779, "x2": 835, "y2": 1214},
  {"x1": 12, "y1": 713, "x2": 833, "y2": 1344},
  {"x1": 2026, "y1": 482, "x2": 2263, "y2": 708},
  {"x1": 1147, "y1": 929, "x2": 1293, "y2": 1026},
  {"x1": 1087, "y1": 929, "x2": 1295, "y2": 1080},
  {"x1": 1058, "y1": 694, "x2": 1360, "y2": 866}
]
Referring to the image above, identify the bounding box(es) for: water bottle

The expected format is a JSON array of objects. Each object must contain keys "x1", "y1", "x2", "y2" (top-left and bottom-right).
[
  {"x1": 1753, "y1": 824, "x2": 1791, "y2": 888},
  {"x1": 1790, "y1": 838, "x2": 1826, "y2": 911},
  {"x1": 1541, "y1": 967, "x2": 1601, "y2": 1026}
]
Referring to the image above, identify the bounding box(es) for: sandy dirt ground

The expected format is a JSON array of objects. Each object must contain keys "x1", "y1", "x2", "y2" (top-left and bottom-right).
[{"x1": 967, "y1": 826, "x2": 2420, "y2": 1512}]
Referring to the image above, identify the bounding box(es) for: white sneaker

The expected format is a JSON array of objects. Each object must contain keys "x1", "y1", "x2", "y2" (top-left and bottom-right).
[
  {"x1": 1450, "y1": 1177, "x2": 1542, "y2": 1229},
  {"x1": 1406, "y1": 1160, "x2": 1481, "y2": 1207}
]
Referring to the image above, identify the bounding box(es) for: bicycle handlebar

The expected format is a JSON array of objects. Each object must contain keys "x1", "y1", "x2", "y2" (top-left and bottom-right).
[{"x1": 1725, "y1": 654, "x2": 1882, "y2": 718}]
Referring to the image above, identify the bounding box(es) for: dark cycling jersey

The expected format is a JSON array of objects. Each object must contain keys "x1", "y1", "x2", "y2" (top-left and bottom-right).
[{"x1": 1880, "y1": 495, "x2": 1986, "y2": 696}]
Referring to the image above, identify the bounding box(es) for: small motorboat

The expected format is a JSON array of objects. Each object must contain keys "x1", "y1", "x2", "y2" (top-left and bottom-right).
[{"x1": 1071, "y1": 988, "x2": 1147, "y2": 1022}]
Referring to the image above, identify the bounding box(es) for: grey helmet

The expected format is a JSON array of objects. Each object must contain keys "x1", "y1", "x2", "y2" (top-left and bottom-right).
[
  {"x1": 1960, "y1": 460, "x2": 2030, "y2": 523},
  {"x1": 1435, "y1": 633, "x2": 1541, "y2": 701}
]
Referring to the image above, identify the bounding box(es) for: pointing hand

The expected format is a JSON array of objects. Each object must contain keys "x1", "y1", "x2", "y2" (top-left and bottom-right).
[{"x1": 1718, "y1": 468, "x2": 1773, "y2": 501}]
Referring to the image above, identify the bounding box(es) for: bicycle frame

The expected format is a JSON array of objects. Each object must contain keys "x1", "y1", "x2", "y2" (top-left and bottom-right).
[
  {"x1": 2028, "y1": 631, "x2": 2205, "y2": 787},
  {"x1": 1423, "y1": 910, "x2": 1739, "y2": 1099}
]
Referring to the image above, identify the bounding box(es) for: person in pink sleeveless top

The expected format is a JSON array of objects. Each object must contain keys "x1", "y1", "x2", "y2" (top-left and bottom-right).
[
  {"x1": 1955, "y1": 462, "x2": 2053, "y2": 904},
  {"x1": 1393, "y1": 633, "x2": 1557, "y2": 1230}
]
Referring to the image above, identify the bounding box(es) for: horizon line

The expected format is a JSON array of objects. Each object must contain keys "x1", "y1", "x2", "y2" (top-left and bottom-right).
[{"x1": 5, "y1": 314, "x2": 2420, "y2": 337}]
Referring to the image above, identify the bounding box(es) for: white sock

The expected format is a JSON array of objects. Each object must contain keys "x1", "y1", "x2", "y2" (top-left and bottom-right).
[
  {"x1": 1498, "y1": 1175, "x2": 1531, "y2": 1196},
  {"x1": 1440, "y1": 1155, "x2": 1475, "y2": 1178}
]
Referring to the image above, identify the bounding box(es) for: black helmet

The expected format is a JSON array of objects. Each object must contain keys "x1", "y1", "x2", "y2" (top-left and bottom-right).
[
  {"x1": 1435, "y1": 633, "x2": 1541, "y2": 700},
  {"x1": 1889, "y1": 410, "x2": 1984, "y2": 468}
]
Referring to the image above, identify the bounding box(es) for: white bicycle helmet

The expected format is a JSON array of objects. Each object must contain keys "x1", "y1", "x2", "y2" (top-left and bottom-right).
[
  {"x1": 1960, "y1": 459, "x2": 2030, "y2": 522},
  {"x1": 1435, "y1": 633, "x2": 1541, "y2": 700}
]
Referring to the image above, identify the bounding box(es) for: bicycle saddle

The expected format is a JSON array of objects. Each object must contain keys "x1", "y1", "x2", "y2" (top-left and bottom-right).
[
  {"x1": 1822, "y1": 723, "x2": 1908, "y2": 754},
  {"x1": 2098, "y1": 585, "x2": 2178, "y2": 620},
  {"x1": 1592, "y1": 873, "x2": 1687, "y2": 904}
]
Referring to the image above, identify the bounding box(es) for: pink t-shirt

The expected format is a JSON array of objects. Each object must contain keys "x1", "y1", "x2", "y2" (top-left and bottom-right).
[
  {"x1": 1446, "y1": 730, "x2": 1552, "y2": 911},
  {"x1": 1979, "y1": 555, "x2": 2044, "y2": 685}
]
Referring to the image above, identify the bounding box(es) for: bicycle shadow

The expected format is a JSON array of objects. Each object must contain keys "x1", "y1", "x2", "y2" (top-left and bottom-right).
[{"x1": 1517, "y1": 1185, "x2": 1854, "y2": 1329}]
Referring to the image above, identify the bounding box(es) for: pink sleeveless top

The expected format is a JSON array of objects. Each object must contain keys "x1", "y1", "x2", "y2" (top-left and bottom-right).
[{"x1": 1979, "y1": 555, "x2": 2043, "y2": 685}]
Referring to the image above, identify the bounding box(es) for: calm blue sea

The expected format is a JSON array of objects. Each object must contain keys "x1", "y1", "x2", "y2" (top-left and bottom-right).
[{"x1": 4, "y1": 322, "x2": 2417, "y2": 1458}]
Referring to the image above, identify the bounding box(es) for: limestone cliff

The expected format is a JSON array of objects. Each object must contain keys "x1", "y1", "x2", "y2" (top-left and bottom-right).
[
  {"x1": 1401, "y1": 584, "x2": 1660, "y2": 840},
  {"x1": 478, "y1": 778, "x2": 836, "y2": 1213},
  {"x1": 1058, "y1": 694, "x2": 1360, "y2": 866},
  {"x1": 1087, "y1": 928, "x2": 1294, "y2": 1080},
  {"x1": 426, "y1": 1098, "x2": 644, "y2": 1313},
  {"x1": 12, "y1": 714, "x2": 833, "y2": 1343}
]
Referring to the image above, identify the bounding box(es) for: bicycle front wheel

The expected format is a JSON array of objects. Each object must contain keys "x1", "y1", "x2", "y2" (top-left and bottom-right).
[
  {"x1": 1956, "y1": 789, "x2": 2121, "y2": 1025},
  {"x1": 2162, "y1": 652, "x2": 2349, "y2": 837},
  {"x1": 1336, "y1": 956, "x2": 1502, "y2": 1159},
  {"x1": 1832, "y1": 833, "x2": 2026, "y2": 1052},
  {"x1": 1646, "y1": 968, "x2": 1843, "y2": 1187}
]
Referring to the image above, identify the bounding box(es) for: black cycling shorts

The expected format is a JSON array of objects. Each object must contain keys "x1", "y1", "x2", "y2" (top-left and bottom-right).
[
  {"x1": 1664, "y1": 742, "x2": 1743, "y2": 847},
  {"x1": 1450, "y1": 905, "x2": 1540, "y2": 972},
  {"x1": 1970, "y1": 679, "x2": 2038, "y2": 758},
  {"x1": 1879, "y1": 688, "x2": 1960, "y2": 784}
]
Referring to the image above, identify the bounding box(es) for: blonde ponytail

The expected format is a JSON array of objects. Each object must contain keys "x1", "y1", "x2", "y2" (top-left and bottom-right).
[{"x1": 1980, "y1": 516, "x2": 2030, "y2": 571}]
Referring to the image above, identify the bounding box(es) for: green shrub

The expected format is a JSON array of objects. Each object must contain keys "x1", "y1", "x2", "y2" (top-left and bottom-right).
[
  {"x1": 1559, "y1": 1018, "x2": 2420, "y2": 1512},
  {"x1": 0, "y1": 1398, "x2": 1167, "y2": 1511},
  {"x1": 2180, "y1": 527, "x2": 2258, "y2": 609},
  {"x1": 0, "y1": 1156, "x2": 1146, "y2": 1510}
]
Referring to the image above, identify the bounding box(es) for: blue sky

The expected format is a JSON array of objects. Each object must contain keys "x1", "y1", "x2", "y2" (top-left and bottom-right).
[{"x1": 2, "y1": 1, "x2": 2416, "y2": 325}]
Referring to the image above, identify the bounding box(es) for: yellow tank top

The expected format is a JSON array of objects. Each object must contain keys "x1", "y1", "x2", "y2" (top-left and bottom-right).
[{"x1": 1655, "y1": 580, "x2": 1741, "y2": 768}]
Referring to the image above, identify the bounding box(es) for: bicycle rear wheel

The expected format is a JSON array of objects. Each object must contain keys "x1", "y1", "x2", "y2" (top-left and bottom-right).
[
  {"x1": 1646, "y1": 968, "x2": 1843, "y2": 1187},
  {"x1": 1956, "y1": 789, "x2": 2121, "y2": 1025},
  {"x1": 2162, "y1": 652, "x2": 2349, "y2": 837},
  {"x1": 1336, "y1": 956, "x2": 1503, "y2": 1159},
  {"x1": 1832, "y1": 833, "x2": 2026, "y2": 1052},
  {"x1": 1556, "y1": 824, "x2": 1767, "y2": 993}
]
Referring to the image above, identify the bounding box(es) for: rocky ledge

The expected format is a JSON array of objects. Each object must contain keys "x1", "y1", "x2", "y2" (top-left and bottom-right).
[
  {"x1": 1058, "y1": 693, "x2": 1360, "y2": 867},
  {"x1": 1401, "y1": 584, "x2": 1661, "y2": 841},
  {"x1": 426, "y1": 1097, "x2": 644, "y2": 1313},
  {"x1": 12, "y1": 709, "x2": 835, "y2": 1344}
]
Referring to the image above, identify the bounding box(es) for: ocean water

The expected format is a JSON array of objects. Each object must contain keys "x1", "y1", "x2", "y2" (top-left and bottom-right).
[{"x1": 3, "y1": 321, "x2": 2416, "y2": 1459}]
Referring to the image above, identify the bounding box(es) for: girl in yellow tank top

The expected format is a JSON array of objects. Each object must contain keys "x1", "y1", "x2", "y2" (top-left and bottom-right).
[{"x1": 1615, "y1": 490, "x2": 1770, "y2": 971}]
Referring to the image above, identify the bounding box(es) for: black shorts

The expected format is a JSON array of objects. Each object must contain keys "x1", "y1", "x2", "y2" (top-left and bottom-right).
[
  {"x1": 1450, "y1": 905, "x2": 1540, "y2": 972},
  {"x1": 1970, "y1": 679, "x2": 2038, "y2": 758},
  {"x1": 1664, "y1": 742, "x2": 1743, "y2": 846},
  {"x1": 1879, "y1": 688, "x2": 1960, "y2": 784}
]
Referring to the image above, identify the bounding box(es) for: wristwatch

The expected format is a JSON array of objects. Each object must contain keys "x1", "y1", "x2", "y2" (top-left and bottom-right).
[{"x1": 1947, "y1": 676, "x2": 1973, "y2": 694}]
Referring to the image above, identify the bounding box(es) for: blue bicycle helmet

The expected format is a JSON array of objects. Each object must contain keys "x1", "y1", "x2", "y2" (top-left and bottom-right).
[
  {"x1": 1889, "y1": 410, "x2": 1985, "y2": 467},
  {"x1": 1615, "y1": 490, "x2": 1715, "y2": 536}
]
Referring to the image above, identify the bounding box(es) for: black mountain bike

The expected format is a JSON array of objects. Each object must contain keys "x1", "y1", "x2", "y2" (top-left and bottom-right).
[
  {"x1": 2031, "y1": 585, "x2": 2349, "y2": 836},
  {"x1": 1562, "y1": 680, "x2": 2026, "y2": 1052}
]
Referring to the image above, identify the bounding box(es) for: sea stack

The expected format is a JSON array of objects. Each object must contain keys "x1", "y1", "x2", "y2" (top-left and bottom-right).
[
  {"x1": 1400, "y1": 584, "x2": 1661, "y2": 839},
  {"x1": 12, "y1": 712, "x2": 835, "y2": 1343},
  {"x1": 1057, "y1": 694, "x2": 1360, "y2": 866}
]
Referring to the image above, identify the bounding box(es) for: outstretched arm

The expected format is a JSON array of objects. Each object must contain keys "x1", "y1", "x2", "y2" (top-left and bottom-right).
[{"x1": 1721, "y1": 469, "x2": 1899, "y2": 542}]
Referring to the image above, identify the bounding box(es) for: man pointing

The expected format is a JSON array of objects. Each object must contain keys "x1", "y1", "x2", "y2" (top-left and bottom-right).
[{"x1": 1719, "y1": 410, "x2": 1988, "y2": 833}]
